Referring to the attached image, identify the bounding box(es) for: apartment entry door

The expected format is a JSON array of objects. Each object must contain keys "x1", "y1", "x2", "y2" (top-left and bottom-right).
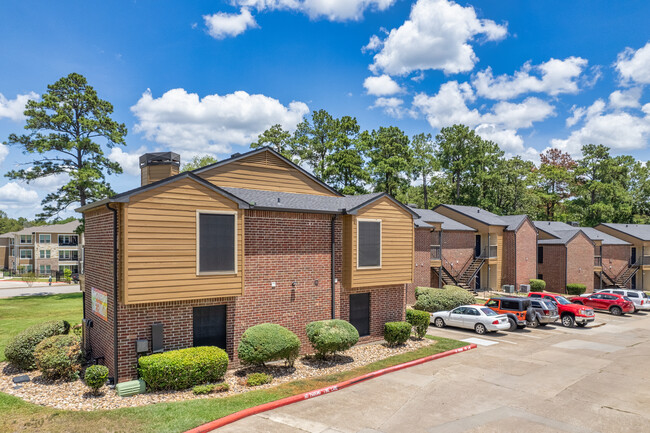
[
  {"x1": 349, "y1": 293, "x2": 370, "y2": 337},
  {"x1": 475, "y1": 235, "x2": 482, "y2": 257},
  {"x1": 193, "y1": 305, "x2": 227, "y2": 349}
]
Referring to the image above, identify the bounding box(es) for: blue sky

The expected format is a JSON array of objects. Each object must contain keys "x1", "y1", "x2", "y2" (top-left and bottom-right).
[{"x1": 1, "y1": 0, "x2": 650, "y2": 218}]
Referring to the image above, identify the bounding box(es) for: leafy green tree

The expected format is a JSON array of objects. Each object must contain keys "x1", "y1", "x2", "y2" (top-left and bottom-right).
[
  {"x1": 323, "y1": 116, "x2": 369, "y2": 194},
  {"x1": 410, "y1": 133, "x2": 437, "y2": 208},
  {"x1": 630, "y1": 161, "x2": 650, "y2": 223},
  {"x1": 534, "y1": 148, "x2": 576, "y2": 220},
  {"x1": 180, "y1": 155, "x2": 218, "y2": 172},
  {"x1": 434, "y1": 125, "x2": 483, "y2": 204},
  {"x1": 487, "y1": 156, "x2": 537, "y2": 215},
  {"x1": 4, "y1": 73, "x2": 127, "y2": 219},
  {"x1": 251, "y1": 124, "x2": 295, "y2": 160},
  {"x1": 293, "y1": 110, "x2": 338, "y2": 179},
  {"x1": 360, "y1": 126, "x2": 412, "y2": 197}
]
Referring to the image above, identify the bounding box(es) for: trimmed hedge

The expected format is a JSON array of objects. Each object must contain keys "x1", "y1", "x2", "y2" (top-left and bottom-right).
[
  {"x1": 4, "y1": 320, "x2": 70, "y2": 370},
  {"x1": 305, "y1": 319, "x2": 359, "y2": 358},
  {"x1": 384, "y1": 322, "x2": 411, "y2": 346},
  {"x1": 406, "y1": 309, "x2": 430, "y2": 339},
  {"x1": 238, "y1": 324, "x2": 301, "y2": 367},
  {"x1": 84, "y1": 365, "x2": 109, "y2": 393},
  {"x1": 413, "y1": 286, "x2": 475, "y2": 313},
  {"x1": 138, "y1": 346, "x2": 228, "y2": 391},
  {"x1": 566, "y1": 284, "x2": 587, "y2": 295},
  {"x1": 34, "y1": 334, "x2": 82, "y2": 380},
  {"x1": 246, "y1": 372, "x2": 272, "y2": 387},
  {"x1": 529, "y1": 279, "x2": 546, "y2": 292}
]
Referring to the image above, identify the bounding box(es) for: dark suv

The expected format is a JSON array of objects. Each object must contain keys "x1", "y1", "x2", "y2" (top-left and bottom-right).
[{"x1": 485, "y1": 297, "x2": 535, "y2": 331}]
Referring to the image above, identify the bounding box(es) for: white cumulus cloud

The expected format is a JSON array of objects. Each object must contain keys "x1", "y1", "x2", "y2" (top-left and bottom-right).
[
  {"x1": 109, "y1": 147, "x2": 146, "y2": 176},
  {"x1": 609, "y1": 87, "x2": 642, "y2": 109},
  {"x1": 615, "y1": 42, "x2": 650, "y2": 85},
  {"x1": 0, "y1": 182, "x2": 39, "y2": 206},
  {"x1": 363, "y1": 75, "x2": 403, "y2": 96},
  {"x1": 367, "y1": 0, "x2": 507, "y2": 76},
  {"x1": 0, "y1": 92, "x2": 39, "y2": 122},
  {"x1": 204, "y1": 8, "x2": 258, "y2": 39},
  {"x1": 0, "y1": 144, "x2": 8, "y2": 164},
  {"x1": 131, "y1": 88, "x2": 309, "y2": 155},
  {"x1": 472, "y1": 57, "x2": 588, "y2": 100},
  {"x1": 371, "y1": 97, "x2": 406, "y2": 118},
  {"x1": 234, "y1": 0, "x2": 396, "y2": 21}
]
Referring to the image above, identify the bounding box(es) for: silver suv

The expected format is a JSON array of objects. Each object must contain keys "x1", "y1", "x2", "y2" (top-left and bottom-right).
[{"x1": 596, "y1": 288, "x2": 650, "y2": 312}]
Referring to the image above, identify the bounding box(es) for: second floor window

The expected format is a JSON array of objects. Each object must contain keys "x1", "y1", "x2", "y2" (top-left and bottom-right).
[
  {"x1": 59, "y1": 250, "x2": 79, "y2": 261},
  {"x1": 20, "y1": 235, "x2": 32, "y2": 244},
  {"x1": 358, "y1": 219, "x2": 381, "y2": 268},
  {"x1": 20, "y1": 249, "x2": 33, "y2": 259},
  {"x1": 40, "y1": 250, "x2": 51, "y2": 259},
  {"x1": 197, "y1": 212, "x2": 236, "y2": 274},
  {"x1": 39, "y1": 234, "x2": 51, "y2": 243},
  {"x1": 59, "y1": 235, "x2": 78, "y2": 246}
]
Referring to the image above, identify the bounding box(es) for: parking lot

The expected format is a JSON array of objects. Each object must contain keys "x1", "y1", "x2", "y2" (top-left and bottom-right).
[{"x1": 220, "y1": 311, "x2": 650, "y2": 433}]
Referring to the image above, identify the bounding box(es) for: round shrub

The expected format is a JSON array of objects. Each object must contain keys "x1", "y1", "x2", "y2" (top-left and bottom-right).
[
  {"x1": 138, "y1": 346, "x2": 228, "y2": 391},
  {"x1": 413, "y1": 286, "x2": 475, "y2": 313},
  {"x1": 4, "y1": 320, "x2": 70, "y2": 370},
  {"x1": 34, "y1": 334, "x2": 82, "y2": 380},
  {"x1": 306, "y1": 319, "x2": 359, "y2": 358},
  {"x1": 246, "y1": 372, "x2": 272, "y2": 387},
  {"x1": 529, "y1": 279, "x2": 546, "y2": 292},
  {"x1": 384, "y1": 322, "x2": 411, "y2": 346},
  {"x1": 84, "y1": 365, "x2": 109, "y2": 393},
  {"x1": 566, "y1": 284, "x2": 587, "y2": 295},
  {"x1": 406, "y1": 309, "x2": 430, "y2": 339},
  {"x1": 238, "y1": 324, "x2": 301, "y2": 367}
]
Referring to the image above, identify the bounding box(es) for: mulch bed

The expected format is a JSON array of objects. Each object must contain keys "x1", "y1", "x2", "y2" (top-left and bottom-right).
[{"x1": 0, "y1": 337, "x2": 433, "y2": 411}]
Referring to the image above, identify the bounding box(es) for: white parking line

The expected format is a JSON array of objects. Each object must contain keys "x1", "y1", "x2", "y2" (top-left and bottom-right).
[{"x1": 462, "y1": 337, "x2": 499, "y2": 346}]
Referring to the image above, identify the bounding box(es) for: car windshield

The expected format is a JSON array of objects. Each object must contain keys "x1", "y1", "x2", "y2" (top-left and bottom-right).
[
  {"x1": 554, "y1": 296, "x2": 571, "y2": 305},
  {"x1": 481, "y1": 308, "x2": 498, "y2": 316}
]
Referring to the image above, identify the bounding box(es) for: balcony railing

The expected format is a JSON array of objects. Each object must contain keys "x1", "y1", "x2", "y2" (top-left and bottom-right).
[
  {"x1": 594, "y1": 256, "x2": 602, "y2": 267},
  {"x1": 430, "y1": 245, "x2": 441, "y2": 260},
  {"x1": 59, "y1": 241, "x2": 78, "y2": 247},
  {"x1": 479, "y1": 246, "x2": 498, "y2": 259}
]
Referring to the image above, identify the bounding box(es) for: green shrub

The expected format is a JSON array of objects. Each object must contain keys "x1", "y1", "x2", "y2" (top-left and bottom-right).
[
  {"x1": 84, "y1": 365, "x2": 109, "y2": 393},
  {"x1": 406, "y1": 309, "x2": 430, "y2": 339},
  {"x1": 5, "y1": 320, "x2": 71, "y2": 370},
  {"x1": 237, "y1": 323, "x2": 301, "y2": 367},
  {"x1": 305, "y1": 319, "x2": 359, "y2": 358},
  {"x1": 529, "y1": 279, "x2": 546, "y2": 292},
  {"x1": 566, "y1": 284, "x2": 587, "y2": 295},
  {"x1": 138, "y1": 346, "x2": 228, "y2": 391},
  {"x1": 34, "y1": 334, "x2": 82, "y2": 380},
  {"x1": 384, "y1": 322, "x2": 411, "y2": 346},
  {"x1": 413, "y1": 286, "x2": 475, "y2": 313},
  {"x1": 246, "y1": 372, "x2": 272, "y2": 387},
  {"x1": 192, "y1": 384, "x2": 215, "y2": 395}
]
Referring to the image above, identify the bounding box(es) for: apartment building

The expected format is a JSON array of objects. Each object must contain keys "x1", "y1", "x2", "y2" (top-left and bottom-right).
[
  {"x1": 595, "y1": 223, "x2": 650, "y2": 291},
  {"x1": 77, "y1": 148, "x2": 415, "y2": 383},
  {"x1": 4, "y1": 221, "x2": 82, "y2": 275}
]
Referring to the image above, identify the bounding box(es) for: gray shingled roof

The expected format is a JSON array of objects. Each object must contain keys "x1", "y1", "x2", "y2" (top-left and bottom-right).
[
  {"x1": 9, "y1": 221, "x2": 80, "y2": 235},
  {"x1": 538, "y1": 229, "x2": 584, "y2": 245},
  {"x1": 412, "y1": 208, "x2": 475, "y2": 231},
  {"x1": 599, "y1": 223, "x2": 650, "y2": 241},
  {"x1": 436, "y1": 204, "x2": 507, "y2": 226},
  {"x1": 579, "y1": 227, "x2": 630, "y2": 245},
  {"x1": 534, "y1": 221, "x2": 628, "y2": 245},
  {"x1": 498, "y1": 215, "x2": 529, "y2": 231}
]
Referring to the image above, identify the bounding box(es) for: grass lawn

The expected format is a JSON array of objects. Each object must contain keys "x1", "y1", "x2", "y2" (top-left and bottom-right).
[
  {"x1": 0, "y1": 335, "x2": 467, "y2": 433},
  {"x1": 0, "y1": 293, "x2": 83, "y2": 362}
]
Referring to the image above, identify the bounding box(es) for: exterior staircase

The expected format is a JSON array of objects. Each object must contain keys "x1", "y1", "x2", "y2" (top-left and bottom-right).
[
  {"x1": 456, "y1": 257, "x2": 485, "y2": 292},
  {"x1": 440, "y1": 266, "x2": 458, "y2": 287},
  {"x1": 600, "y1": 263, "x2": 639, "y2": 289}
]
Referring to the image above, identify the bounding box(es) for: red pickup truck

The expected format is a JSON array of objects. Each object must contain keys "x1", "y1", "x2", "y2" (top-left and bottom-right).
[{"x1": 528, "y1": 292, "x2": 595, "y2": 327}]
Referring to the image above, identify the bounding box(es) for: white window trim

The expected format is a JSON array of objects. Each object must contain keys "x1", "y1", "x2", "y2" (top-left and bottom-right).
[
  {"x1": 20, "y1": 235, "x2": 33, "y2": 244},
  {"x1": 356, "y1": 218, "x2": 382, "y2": 270},
  {"x1": 196, "y1": 210, "x2": 238, "y2": 276},
  {"x1": 40, "y1": 249, "x2": 51, "y2": 259},
  {"x1": 58, "y1": 234, "x2": 78, "y2": 244},
  {"x1": 59, "y1": 250, "x2": 79, "y2": 260},
  {"x1": 39, "y1": 234, "x2": 51, "y2": 243},
  {"x1": 19, "y1": 248, "x2": 33, "y2": 259}
]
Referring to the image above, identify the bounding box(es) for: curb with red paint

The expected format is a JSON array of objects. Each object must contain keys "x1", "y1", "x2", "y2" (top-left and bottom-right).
[{"x1": 185, "y1": 343, "x2": 477, "y2": 433}]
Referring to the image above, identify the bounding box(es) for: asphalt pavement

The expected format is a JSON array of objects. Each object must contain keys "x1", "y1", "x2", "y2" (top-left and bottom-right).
[{"x1": 0, "y1": 279, "x2": 81, "y2": 298}]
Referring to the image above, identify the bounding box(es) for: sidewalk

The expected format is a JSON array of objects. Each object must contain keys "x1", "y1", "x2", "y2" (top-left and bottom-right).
[{"x1": 0, "y1": 280, "x2": 81, "y2": 298}]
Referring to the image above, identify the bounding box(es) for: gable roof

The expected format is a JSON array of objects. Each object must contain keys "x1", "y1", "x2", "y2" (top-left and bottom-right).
[
  {"x1": 434, "y1": 204, "x2": 507, "y2": 227},
  {"x1": 579, "y1": 227, "x2": 630, "y2": 245},
  {"x1": 598, "y1": 223, "x2": 650, "y2": 241},
  {"x1": 8, "y1": 221, "x2": 81, "y2": 236},
  {"x1": 537, "y1": 229, "x2": 590, "y2": 245},
  {"x1": 534, "y1": 221, "x2": 629, "y2": 245},
  {"x1": 498, "y1": 215, "x2": 531, "y2": 232},
  {"x1": 412, "y1": 208, "x2": 475, "y2": 231}
]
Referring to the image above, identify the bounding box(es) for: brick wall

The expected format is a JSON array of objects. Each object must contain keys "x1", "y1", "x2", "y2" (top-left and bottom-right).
[
  {"x1": 442, "y1": 231, "x2": 475, "y2": 278},
  {"x1": 515, "y1": 220, "x2": 538, "y2": 287},
  {"x1": 537, "y1": 244, "x2": 566, "y2": 293},
  {"x1": 407, "y1": 228, "x2": 431, "y2": 304},
  {"x1": 339, "y1": 285, "x2": 405, "y2": 341},
  {"x1": 566, "y1": 233, "x2": 595, "y2": 292},
  {"x1": 502, "y1": 231, "x2": 516, "y2": 287}
]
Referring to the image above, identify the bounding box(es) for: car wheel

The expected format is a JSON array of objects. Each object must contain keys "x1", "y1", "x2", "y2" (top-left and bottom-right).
[
  {"x1": 610, "y1": 306, "x2": 623, "y2": 316},
  {"x1": 529, "y1": 317, "x2": 539, "y2": 328},
  {"x1": 561, "y1": 314, "x2": 575, "y2": 328},
  {"x1": 576, "y1": 322, "x2": 587, "y2": 327},
  {"x1": 434, "y1": 317, "x2": 445, "y2": 328},
  {"x1": 507, "y1": 318, "x2": 517, "y2": 332},
  {"x1": 474, "y1": 323, "x2": 486, "y2": 335}
]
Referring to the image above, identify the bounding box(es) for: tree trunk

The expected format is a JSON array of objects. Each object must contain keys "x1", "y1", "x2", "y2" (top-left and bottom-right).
[
  {"x1": 455, "y1": 172, "x2": 461, "y2": 204},
  {"x1": 422, "y1": 173, "x2": 428, "y2": 209}
]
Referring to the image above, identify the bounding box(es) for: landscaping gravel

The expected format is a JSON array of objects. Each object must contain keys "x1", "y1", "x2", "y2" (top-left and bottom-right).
[{"x1": 0, "y1": 337, "x2": 434, "y2": 411}]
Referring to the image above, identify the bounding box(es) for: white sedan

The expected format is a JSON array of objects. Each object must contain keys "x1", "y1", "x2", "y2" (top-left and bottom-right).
[{"x1": 431, "y1": 305, "x2": 510, "y2": 335}]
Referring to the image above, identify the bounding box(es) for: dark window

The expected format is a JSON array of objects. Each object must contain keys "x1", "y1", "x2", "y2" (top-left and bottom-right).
[
  {"x1": 537, "y1": 274, "x2": 543, "y2": 280},
  {"x1": 531, "y1": 300, "x2": 541, "y2": 308},
  {"x1": 501, "y1": 300, "x2": 522, "y2": 310},
  {"x1": 481, "y1": 308, "x2": 497, "y2": 316},
  {"x1": 358, "y1": 220, "x2": 381, "y2": 268},
  {"x1": 349, "y1": 293, "x2": 370, "y2": 336},
  {"x1": 627, "y1": 292, "x2": 639, "y2": 298},
  {"x1": 193, "y1": 305, "x2": 227, "y2": 349},
  {"x1": 198, "y1": 213, "x2": 236, "y2": 273},
  {"x1": 465, "y1": 307, "x2": 479, "y2": 316},
  {"x1": 538, "y1": 246, "x2": 543, "y2": 264}
]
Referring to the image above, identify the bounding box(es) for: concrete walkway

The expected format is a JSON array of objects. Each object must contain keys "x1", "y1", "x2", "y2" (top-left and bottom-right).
[
  {"x1": 0, "y1": 280, "x2": 80, "y2": 298},
  {"x1": 220, "y1": 312, "x2": 650, "y2": 433}
]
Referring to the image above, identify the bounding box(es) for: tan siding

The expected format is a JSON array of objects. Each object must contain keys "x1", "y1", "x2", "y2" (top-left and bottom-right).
[
  {"x1": 123, "y1": 177, "x2": 244, "y2": 304},
  {"x1": 197, "y1": 150, "x2": 338, "y2": 196},
  {"x1": 347, "y1": 197, "x2": 414, "y2": 288}
]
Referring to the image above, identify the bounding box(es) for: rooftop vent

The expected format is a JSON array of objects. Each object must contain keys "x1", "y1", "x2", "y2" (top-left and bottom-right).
[
  {"x1": 407, "y1": 203, "x2": 418, "y2": 208},
  {"x1": 231, "y1": 152, "x2": 242, "y2": 158},
  {"x1": 569, "y1": 221, "x2": 580, "y2": 227}
]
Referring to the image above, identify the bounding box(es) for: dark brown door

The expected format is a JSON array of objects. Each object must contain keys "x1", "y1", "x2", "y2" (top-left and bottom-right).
[
  {"x1": 193, "y1": 305, "x2": 227, "y2": 349},
  {"x1": 350, "y1": 293, "x2": 370, "y2": 337}
]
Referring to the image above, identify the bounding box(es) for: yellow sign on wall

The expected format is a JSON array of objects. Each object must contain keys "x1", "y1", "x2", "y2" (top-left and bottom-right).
[{"x1": 91, "y1": 287, "x2": 108, "y2": 321}]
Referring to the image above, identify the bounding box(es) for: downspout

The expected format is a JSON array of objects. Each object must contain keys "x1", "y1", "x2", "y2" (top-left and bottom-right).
[
  {"x1": 106, "y1": 203, "x2": 119, "y2": 385},
  {"x1": 513, "y1": 230, "x2": 517, "y2": 289},
  {"x1": 439, "y1": 228, "x2": 444, "y2": 288},
  {"x1": 331, "y1": 215, "x2": 336, "y2": 320},
  {"x1": 564, "y1": 245, "x2": 568, "y2": 294}
]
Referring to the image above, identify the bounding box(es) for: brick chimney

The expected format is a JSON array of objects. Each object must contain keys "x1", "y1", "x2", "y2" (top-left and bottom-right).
[{"x1": 139, "y1": 152, "x2": 181, "y2": 186}]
